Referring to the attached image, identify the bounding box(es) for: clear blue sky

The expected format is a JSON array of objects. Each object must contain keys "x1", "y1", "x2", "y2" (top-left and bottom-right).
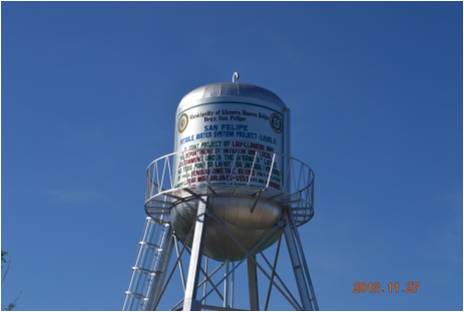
[{"x1": 2, "y1": 2, "x2": 462, "y2": 310}]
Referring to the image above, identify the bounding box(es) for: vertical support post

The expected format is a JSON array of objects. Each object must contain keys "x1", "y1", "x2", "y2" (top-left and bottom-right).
[
  {"x1": 202, "y1": 257, "x2": 208, "y2": 305},
  {"x1": 223, "y1": 261, "x2": 229, "y2": 308},
  {"x1": 283, "y1": 211, "x2": 317, "y2": 311},
  {"x1": 223, "y1": 260, "x2": 234, "y2": 308},
  {"x1": 183, "y1": 197, "x2": 207, "y2": 311},
  {"x1": 247, "y1": 256, "x2": 260, "y2": 310},
  {"x1": 230, "y1": 262, "x2": 234, "y2": 308}
]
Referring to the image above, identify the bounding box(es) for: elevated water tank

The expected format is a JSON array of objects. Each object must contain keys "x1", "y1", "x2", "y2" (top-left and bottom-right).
[{"x1": 170, "y1": 78, "x2": 290, "y2": 260}]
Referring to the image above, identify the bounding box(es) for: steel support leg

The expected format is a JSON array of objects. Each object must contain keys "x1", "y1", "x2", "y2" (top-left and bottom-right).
[
  {"x1": 223, "y1": 261, "x2": 229, "y2": 308},
  {"x1": 223, "y1": 260, "x2": 234, "y2": 308},
  {"x1": 202, "y1": 258, "x2": 208, "y2": 305},
  {"x1": 283, "y1": 211, "x2": 317, "y2": 310},
  {"x1": 247, "y1": 256, "x2": 260, "y2": 310},
  {"x1": 183, "y1": 197, "x2": 207, "y2": 311},
  {"x1": 230, "y1": 262, "x2": 234, "y2": 308}
]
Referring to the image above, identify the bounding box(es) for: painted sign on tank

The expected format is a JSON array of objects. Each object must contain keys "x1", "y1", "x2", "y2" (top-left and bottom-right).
[{"x1": 174, "y1": 103, "x2": 283, "y2": 190}]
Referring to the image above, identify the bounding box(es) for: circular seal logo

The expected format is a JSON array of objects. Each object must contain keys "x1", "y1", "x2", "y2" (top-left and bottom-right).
[
  {"x1": 178, "y1": 113, "x2": 189, "y2": 133},
  {"x1": 270, "y1": 113, "x2": 283, "y2": 133}
]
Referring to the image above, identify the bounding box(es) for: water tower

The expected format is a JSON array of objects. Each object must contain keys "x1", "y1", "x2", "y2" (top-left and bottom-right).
[{"x1": 123, "y1": 73, "x2": 319, "y2": 311}]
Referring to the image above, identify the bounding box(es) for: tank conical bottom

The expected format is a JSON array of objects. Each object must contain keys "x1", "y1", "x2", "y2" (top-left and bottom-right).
[{"x1": 171, "y1": 195, "x2": 282, "y2": 261}]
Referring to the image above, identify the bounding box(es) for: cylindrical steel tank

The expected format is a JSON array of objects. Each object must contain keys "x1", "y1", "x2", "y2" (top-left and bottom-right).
[{"x1": 171, "y1": 79, "x2": 290, "y2": 261}]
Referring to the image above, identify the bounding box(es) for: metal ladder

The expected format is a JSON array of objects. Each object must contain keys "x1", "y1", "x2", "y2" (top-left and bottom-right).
[{"x1": 123, "y1": 216, "x2": 173, "y2": 311}]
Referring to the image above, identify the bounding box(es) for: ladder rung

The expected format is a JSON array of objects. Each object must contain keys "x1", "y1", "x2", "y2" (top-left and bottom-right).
[
  {"x1": 132, "y1": 266, "x2": 157, "y2": 274},
  {"x1": 132, "y1": 266, "x2": 164, "y2": 276},
  {"x1": 139, "y1": 241, "x2": 161, "y2": 250},
  {"x1": 124, "y1": 290, "x2": 147, "y2": 299},
  {"x1": 148, "y1": 211, "x2": 169, "y2": 215}
]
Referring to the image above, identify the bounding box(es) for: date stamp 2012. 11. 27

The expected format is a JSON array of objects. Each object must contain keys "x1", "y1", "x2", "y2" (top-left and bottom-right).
[{"x1": 352, "y1": 281, "x2": 420, "y2": 294}]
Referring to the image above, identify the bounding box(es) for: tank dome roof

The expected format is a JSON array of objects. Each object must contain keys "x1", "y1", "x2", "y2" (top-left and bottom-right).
[{"x1": 177, "y1": 82, "x2": 287, "y2": 112}]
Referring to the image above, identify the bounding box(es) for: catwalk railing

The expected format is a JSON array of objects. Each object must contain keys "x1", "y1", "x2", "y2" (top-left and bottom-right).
[{"x1": 144, "y1": 147, "x2": 315, "y2": 226}]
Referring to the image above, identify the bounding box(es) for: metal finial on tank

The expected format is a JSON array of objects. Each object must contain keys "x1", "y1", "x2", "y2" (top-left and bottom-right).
[{"x1": 232, "y1": 72, "x2": 239, "y2": 83}]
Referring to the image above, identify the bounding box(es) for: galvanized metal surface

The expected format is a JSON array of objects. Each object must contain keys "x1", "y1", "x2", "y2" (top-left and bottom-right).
[
  {"x1": 183, "y1": 197, "x2": 207, "y2": 311},
  {"x1": 177, "y1": 82, "x2": 287, "y2": 114},
  {"x1": 247, "y1": 256, "x2": 259, "y2": 310}
]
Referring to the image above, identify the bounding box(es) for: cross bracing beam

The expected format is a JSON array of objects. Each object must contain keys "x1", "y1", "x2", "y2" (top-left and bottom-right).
[{"x1": 143, "y1": 208, "x2": 318, "y2": 311}]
